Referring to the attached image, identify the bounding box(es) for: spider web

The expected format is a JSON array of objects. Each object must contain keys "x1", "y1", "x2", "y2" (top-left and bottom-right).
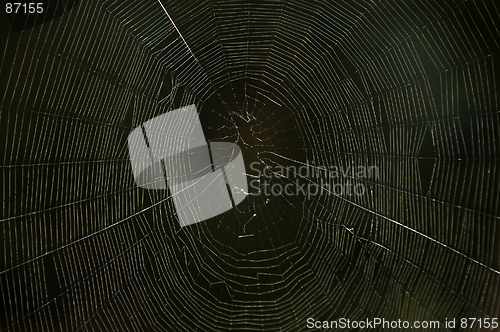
[{"x1": 1, "y1": 0, "x2": 499, "y2": 331}]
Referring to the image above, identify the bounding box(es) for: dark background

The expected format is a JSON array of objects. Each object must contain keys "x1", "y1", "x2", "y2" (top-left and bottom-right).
[{"x1": 1, "y1": 0, "x2": 499, "y2": 331}]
